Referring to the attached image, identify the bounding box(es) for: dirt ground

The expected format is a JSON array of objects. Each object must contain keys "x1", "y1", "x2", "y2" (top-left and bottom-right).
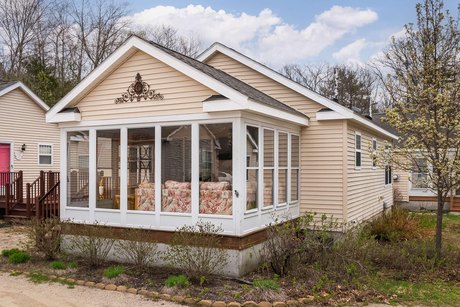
[{"x1": 0, "y1": 223, "x2": 179, "y2": 307}]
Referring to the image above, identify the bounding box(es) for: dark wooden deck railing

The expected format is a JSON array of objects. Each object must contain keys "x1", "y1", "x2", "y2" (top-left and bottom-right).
[
  {"x1": 36, "y1": 180, "x2": 60, "y2": 220},
  {"x1": 27, "y1": 171, "x2": 60, "y2": 218},
  {"x1": 3, "y1": 171, "x2": 23, "y2": 216}
]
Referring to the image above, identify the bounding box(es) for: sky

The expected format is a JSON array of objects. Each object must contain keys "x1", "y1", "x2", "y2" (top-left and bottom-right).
[{"x1": 126, "y1": 1, "x2": 459, "y2": 68}]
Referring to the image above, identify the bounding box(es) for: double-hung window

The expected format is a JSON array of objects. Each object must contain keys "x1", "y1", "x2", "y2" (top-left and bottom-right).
[
  {"x1": 355, "y1": 132, "x2": 362, "y2": 169},
  {"x1": 38, "y1": 144, "x2": 52, "y2": 165},
  {"x1": 384, "y1": 145, "x2": 392, "y2": 185},
  {"x1": 372, "y1": 138, "x2": 377, "y2": 169}
]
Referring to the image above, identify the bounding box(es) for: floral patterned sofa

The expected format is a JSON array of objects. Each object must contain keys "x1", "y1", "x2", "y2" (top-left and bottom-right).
[
  {"x1": 199, "y1": 181, "x2": 232, "y2": 215},
  {"x1": 134, "y1": 180, "x2": 233, "y2": 215}
]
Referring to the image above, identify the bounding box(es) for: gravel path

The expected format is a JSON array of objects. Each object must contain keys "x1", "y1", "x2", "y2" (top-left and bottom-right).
[{"x1": 0, "y1": 272, "x2": 181, "y2": 307}]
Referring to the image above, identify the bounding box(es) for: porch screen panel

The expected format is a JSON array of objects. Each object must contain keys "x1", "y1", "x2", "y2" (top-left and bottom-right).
[
  {"x1": 263, "y1": 129, "x2": 274, "y2": 207},
  {"x1": 246, "y1": 126, "x2": 259, "y2": 211},
  {"x1": 127, "y1": 128, "x2": 155, "y2": 211},
  {"x1": 67, "y1": 131, "x2": 89, "y2": 208},
  {"x1": 278, "y1": 132, "x2": 288, "y2": 205},
  {"x1": 96, "y1": 129, "x2": 120, "y2": 210},
  {"x1": 161, "y1": 125, "x2": 192, "y2": 213},
  {"x1": 291, "y1": 135, "x2": 300, "y2": 203},
  {"x1": 199, "y1": 123, "x2": 233, "y2": 215}
]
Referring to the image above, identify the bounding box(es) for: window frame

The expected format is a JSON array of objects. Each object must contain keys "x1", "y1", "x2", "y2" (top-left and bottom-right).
[
  {"x1": 277, "y1": 130, "x2": 289, "y2": 207},
  {"x1": 38, "y1": 143, "x2": 53, "y2": 166},
  {"x1": 411, "y1": 157, "x2": 430, "y2": 189},
  {"x1": 290, "y1": 134, "x2": 300, "y2": 205},
  {"x1": 262, "y1": 127, "x2": 275, "y2": 210},
  {"x1": 384, "y1": 144, "x2": 392, "y2": 186},
  {"x1": 354, "y1": 132, "x2": 362, "y2": 170},
  {"x1": 372, "y1": 138, "x2": 377, "y2": 170},
  {"x1": 245, "y1": 124, "x2": 260, "y2": 213}
]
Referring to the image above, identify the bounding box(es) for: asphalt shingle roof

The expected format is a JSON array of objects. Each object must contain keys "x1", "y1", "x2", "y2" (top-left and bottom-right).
[{"x1": 150, "y1": 41, "x2": 308, "y2": 119}]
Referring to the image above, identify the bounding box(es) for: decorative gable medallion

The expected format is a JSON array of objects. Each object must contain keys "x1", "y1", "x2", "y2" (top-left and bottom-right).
[{"x1": 115, "y1": 73, "x2": 164, "y2": 104}]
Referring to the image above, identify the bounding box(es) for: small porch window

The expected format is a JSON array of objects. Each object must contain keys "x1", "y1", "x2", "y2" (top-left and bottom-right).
[
  {"x1": 355, "y1": 132, "x2": 362, "y2": 169},
  {"x1": 263, "y1": 129, "x2": 275, "y2": 208},
  {"x1": 291, "y1": 135, "x2": 300, "y2": 203},
  {"x1": 38, "y1": 144, "x2": 53, "y2": 165},
  {"x1": 96, "y1": 129, "x2": 120, "y2": 210},
  {"x1": 372, "y1": 138, "x2": 377, "y2": 169},
  {"x1": 278, "y1": 132, "x2": 288, "y2": 205},
  {"x1": 246, "y1": 125, "x2": 259, "y2": 211},
  {"x1": 67, "y1": 131, "x2": 89, "y2": 208}
]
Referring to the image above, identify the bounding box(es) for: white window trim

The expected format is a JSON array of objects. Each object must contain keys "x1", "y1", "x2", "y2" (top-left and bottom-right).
[
  {"x1": 290, "y1": 134, "x2": 300, "y2": 205},
  {"x1": 38, "y1": 143, "x2": 53, "y2": 166},
  {"x1": 385, "y1": 165, "x2": 393, "y2": 187},
  {"x1": 277, "y1": 130, "x2": 288, "y2": 207},
  {"x1": 245, "y1": 124, "x2": 260, "y2": 213},
  {"x1": 262, "y1": 127, "x2": 275, "y2": 210},
  {"x1": 372, "y1": 138, "x2": 377, "y2": 170},
  {"x1": 354, "y1": 132, "x2": 362, "y2": 170}
]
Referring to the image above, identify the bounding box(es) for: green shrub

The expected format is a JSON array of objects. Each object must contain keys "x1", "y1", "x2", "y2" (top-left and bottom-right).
[
  {"x1": 163, "y1": 221, "x2": 228, "y2": 282},
  {"x1": 24, "y1": 218, "x2": 65, "y2": 260},
  {"x1": 115, "y1": 228, "x2": 159, "y2": 270},
  {"x1": 70, "y1": 222, "x2": 115, "y2": 267},
  {"x1": 364, "y1": 207, "x2": 421, "y2": 242},
  {"x1": 253, "y1": 278, "x2": 279, "y2": 290},
  {"x1": 103, "y1": 266, "x2": 124, "y2": 279},
  {"x1": 67, "y1": 261, "x2": 78, "y2": 269},
  {"x1": 9, "y1": 251, "x2": 31, "y2": 264},
  {"x1": 2, "y1": 248, "x2": 20, "y2": 257},
  {"x1": 165, "y1": 275, "x2": 190, "y2": 288},
  {"x1": 50, "y1": 261, "x2": 66, "y2": 270}
]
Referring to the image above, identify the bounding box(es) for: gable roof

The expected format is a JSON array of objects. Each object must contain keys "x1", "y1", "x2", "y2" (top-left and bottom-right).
[
  {"x1": 47, "y1": 35, "x2": 308, "y2": 125},
  {"x1": 198, "y1": 43, "x2": 398, "y2": 140},
  {"x1": 0, "y1": 81, "x2": 49, "y2": 111}
]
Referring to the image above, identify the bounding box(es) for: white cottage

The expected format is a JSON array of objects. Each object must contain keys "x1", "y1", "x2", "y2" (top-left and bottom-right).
[{"x1": 46, "y1": 36, "x2": 397, "y2": 275}]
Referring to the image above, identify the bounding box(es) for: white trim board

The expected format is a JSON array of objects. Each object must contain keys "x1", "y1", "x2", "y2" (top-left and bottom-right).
[
  {"x1": 0, "y1": 81, "x2": 49, "y2": 111},
  {"x1": 198, "y1": 43, "x2": 398, "y2": 140}
]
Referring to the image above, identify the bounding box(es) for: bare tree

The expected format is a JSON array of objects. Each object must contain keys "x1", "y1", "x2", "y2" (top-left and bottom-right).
[
  {"x1": 0, "y1": 0, "x2": 46, "y2": 75},
  {"x1": 134, "y1": 24, "x2": 202, "y2": 58},
  {"x1": 71, "y1": 0, "x2": 130, "y2": 72},
  {"x1": 281, "y1": 63, "x2": 380, "y2": 114}
]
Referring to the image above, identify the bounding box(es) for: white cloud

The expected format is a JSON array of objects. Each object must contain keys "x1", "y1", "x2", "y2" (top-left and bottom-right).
[
  {"x1": 129, "y1": 4, "x2": 378, "y2": 67},
  {"x1": 333, "y1": 38, "x2": 368, "y2": 65}
]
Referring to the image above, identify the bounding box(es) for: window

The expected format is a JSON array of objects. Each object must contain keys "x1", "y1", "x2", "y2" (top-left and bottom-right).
[
  {"x1": 67, "y1": 132, "x2": 89, "y2": 208},
  {"x1": 412, "y1": 158, "x2": 429, "y2": 189},
  {"x1": 291, "y1": 135, "x2": 300, "y2": 203},
  {"x1": 38, "y1": 144, "x2": 52, "y2": 165},
  {"x1": 127, "y1": 128, "x2": 155, "y2": 211},
  {"x1": 263, "y1": 129, "x2": 275, "y2": 208},
  {"x1": 162, "y1": 125, "x2": 192, "y2": 213},
  {"x1": 278, "y1": 132, "x2": 288, "y2": 205},
  {"x1": 372, "y1": 138, "x2": 377, "y2": 169},
  {"x1": 199, "y1": 123, "x2": 233, "y2": 215},
  {"x1": 246, "y1": 126, "x2": 259, "y2": 211},
  {"x1": 384, "y1": 144, "x2": 392, "y2": 185},
  {"x1": 385, "y1": 165, "x2": 392, "y2": 185},
  {"x1": 355, "y1": 133, "x2": 362, "y2": 169},
  {"x1": 96, "y1": 130, "x2": 121, "y2": 210}
]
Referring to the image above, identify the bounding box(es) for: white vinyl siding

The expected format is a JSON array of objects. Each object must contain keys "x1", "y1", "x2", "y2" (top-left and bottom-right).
[{"x1": 206, "y1": 52, "x2": 345, "y2": 222}]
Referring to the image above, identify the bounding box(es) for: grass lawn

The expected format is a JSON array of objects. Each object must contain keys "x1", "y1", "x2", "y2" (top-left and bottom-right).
[
  {"x1": 375, "y1": 278, "x2": 460, "y2": 306},
  {"x1": 374, "y1": 212, "x2": 460, "y2": 306},
  {"x1": 416, "y1": 212, "x2": 460, "y2": 246}
]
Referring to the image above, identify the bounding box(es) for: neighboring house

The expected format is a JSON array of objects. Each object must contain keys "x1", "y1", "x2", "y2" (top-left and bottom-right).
[
  {"x1": 374, "y1": 113, "x2": 460, "y2": 212},
  {"x1": 46, "y1": 36, "x2": 397, "y2": 276},
  {"x1": 0, "y1": 82, "x2": 60, "y2": 194}
]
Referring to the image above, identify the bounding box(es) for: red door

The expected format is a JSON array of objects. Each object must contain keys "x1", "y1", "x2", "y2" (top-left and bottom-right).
[{"x1": 0, "y1": 144, "x2": 10, "y2": 187}]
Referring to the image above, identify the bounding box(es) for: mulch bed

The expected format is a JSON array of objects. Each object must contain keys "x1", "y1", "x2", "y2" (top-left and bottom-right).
[{"x1": 0, "y1": 255, "x2": 386, "y2": 305}]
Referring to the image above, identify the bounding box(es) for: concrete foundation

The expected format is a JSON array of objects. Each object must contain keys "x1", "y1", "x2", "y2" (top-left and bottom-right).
[{"x1": 62, "y1": 235, "x2": 265, "y2": 277}]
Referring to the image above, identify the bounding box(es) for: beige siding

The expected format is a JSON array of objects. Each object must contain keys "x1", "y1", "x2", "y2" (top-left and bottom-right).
[
  {"x1": 75, "y1": 50, "x2": 218, "y2": 121},
  {"x1": 346, "y1": 122, "x2": 393, "y2": 223},
  {"x1": 0, "y1": 88, "x2": 60, "y2": 186},
  {"x1": 393, "y1": 167, "x2": 410, "y2": 202},
  {"x1": 206, "y1": 53, "x2": 345, "y2": 221}
]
